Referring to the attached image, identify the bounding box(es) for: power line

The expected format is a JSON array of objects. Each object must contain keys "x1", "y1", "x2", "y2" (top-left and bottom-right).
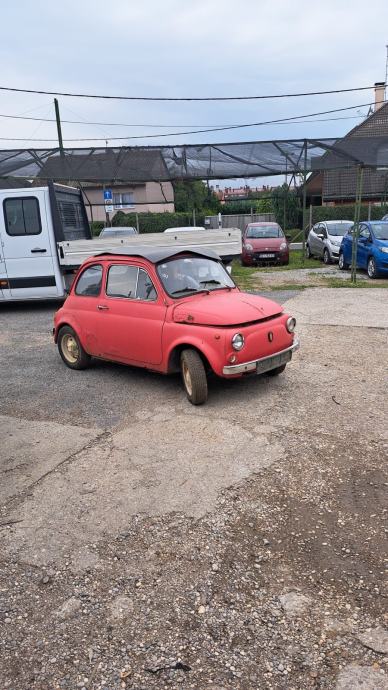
[
  {"x1": 0, "y1": 110, "x2": 366, "y2": 129},
  {"x1": 0, "y1": 102, "x2": 373, "y2": 142},
  {"x1": 0, "y1": 84, "x2": 378, "y2": 101},
  {"x1": 0, "y1": 112, "x2": 227, "y2": 128}
]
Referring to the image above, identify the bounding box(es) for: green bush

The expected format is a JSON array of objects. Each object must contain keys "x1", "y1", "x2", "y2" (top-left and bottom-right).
[
  {"x1": 90, "y1": 221, "x2": 105, "y2": 236},
  {"x1": 311, "y1": 204, "x2": 388, "y2": 224},
  {"x1": 112, "y1": 211, "x2": 205, "y2": 233}
]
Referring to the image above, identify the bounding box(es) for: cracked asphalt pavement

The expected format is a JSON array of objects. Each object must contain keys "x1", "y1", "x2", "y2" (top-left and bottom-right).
[{"x1": 0, "y1": 288, "x2": 387, "y2": 689}]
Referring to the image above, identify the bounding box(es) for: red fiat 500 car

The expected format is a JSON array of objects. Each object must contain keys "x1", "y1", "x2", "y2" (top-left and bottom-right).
[
  {"x1": 53, "y1": 248, "x2": 299, "y2": 405},
  {"x1": 242, "y1": 222, "x2": 290, "y2": 266}
]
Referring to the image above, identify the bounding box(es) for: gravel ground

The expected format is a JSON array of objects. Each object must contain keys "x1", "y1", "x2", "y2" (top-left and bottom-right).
[
  {"x1": 0, "y1": 289, "x2": 387, "y2": 690},
  {"x1": 251, "y1": 266, "x2": 388, "y2": 288}
]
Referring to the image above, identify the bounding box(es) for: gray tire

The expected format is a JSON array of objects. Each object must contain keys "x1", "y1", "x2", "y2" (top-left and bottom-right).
[
  {"x1": 367, "y1": 256, "x2": 379, "y2": 279},
  {"x1": 323, "y1": 248, "x2": 331, "y2": 265},
  {"x1": 181, "y1": 349, "x2": 208, "y2": 405},
  {"x1": 338, "y1": 252, "x2": 349, "y2": 270},
  {"x1": 306, "y1": 244, "x2": 312, "y2": 259},
  {"x1": 58, "y1": 326, "x2": 91, "y2": 370}
]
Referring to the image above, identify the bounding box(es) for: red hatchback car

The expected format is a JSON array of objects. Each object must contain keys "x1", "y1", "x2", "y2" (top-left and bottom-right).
[
  {"x1": 242, "y1": 222, "x2": 290, "y2": 266},
  {"x1": 53, "y1": 247, "x2": 299, "y2": 405}
]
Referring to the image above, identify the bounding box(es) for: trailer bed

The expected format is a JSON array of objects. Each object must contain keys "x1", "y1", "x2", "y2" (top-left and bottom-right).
[{"x1": 57, "y1": 229, "x2": 242, "y2": 267}]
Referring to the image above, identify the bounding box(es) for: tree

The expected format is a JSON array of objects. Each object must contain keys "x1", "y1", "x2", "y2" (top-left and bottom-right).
[
  {"x1": 271, "y1": 185, "x2": 301, "y2": 230},
  {"x1": 173, "y1": 180, "x2": 221, "y2": 213}
]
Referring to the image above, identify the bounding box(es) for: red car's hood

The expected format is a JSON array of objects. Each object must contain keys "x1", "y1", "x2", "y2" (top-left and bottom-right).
[
  {"x1": 172, "y1": 290, "x2": 283, "y2": 326},
  {"x1": 245, "y1": 238, "x2": 285, "y2": 250}
]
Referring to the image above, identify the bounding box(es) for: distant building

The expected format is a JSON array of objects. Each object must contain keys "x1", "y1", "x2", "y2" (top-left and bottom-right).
[
  {"x1": 212, "y1": 184, "x2": 274, "y2": 203},
  {"x1": 38, "y1": 148, "x2": 175, "y2": 221},
  {"x1": 82, "y1": 181, "x2": 174, "y2": 222},
  {"x1": 306, "y1": 82, "x2": 388, "y2": 206}
]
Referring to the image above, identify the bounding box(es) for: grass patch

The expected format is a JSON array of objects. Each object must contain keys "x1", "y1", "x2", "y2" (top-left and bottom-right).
[
  {"x1": 322, "y1": 277, "x2": 388, "y2": 288},
  {"x1": 231, "y1": 250, "x2": 321, "y2": 279},
  {"x1": 260, "y1": 250, "x2": 321, "y2": 271}
]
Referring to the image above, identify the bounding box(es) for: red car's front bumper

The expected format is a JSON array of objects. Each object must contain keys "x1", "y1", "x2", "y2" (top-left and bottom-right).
[
  {"x1": 222, "y1": 337, "x2": 300, "y2": 376},
  {"x1": 242, "y1": 248, "x2": 289, "y2": 265}
]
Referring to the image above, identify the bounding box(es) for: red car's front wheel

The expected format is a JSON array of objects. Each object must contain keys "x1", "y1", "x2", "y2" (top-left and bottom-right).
[
  {"x1": 58, "y1": 326, "x2": 91, "y2": 370},
  {"x1": 180, "y1": 349, "x2": 208, "y2": 405}
]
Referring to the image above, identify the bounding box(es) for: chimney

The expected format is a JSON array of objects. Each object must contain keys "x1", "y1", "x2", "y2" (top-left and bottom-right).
[{"x1": 374, "y1": 81, "x2": 385, "y2": 111}]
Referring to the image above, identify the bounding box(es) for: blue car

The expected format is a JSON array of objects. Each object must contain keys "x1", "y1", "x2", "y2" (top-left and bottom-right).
[{"x1": 339, "y1": 221, "x2": 388, "y2": 278}]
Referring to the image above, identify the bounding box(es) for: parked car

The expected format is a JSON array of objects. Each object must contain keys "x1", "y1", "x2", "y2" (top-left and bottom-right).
[
  {"x1": 99, "y1": 227, "x2": 138, "y2": 238},
  {"x1": 382, "y1": 214, "x2": 388, "y2": 221},
  {"x1": 53, "y1": 247, "x2": 299, "y2": 405},
  {"x1": 306, "y1": 221, "x2": 353, "y2": 263},
  {"x1": 339, "y1": 221, "x2": 388, "y2": 278},
  {"x1": 241, "y1": 222, "x2": 289, "y2": 266}
]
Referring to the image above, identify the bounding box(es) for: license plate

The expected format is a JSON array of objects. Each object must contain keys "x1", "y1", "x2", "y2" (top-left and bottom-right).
[
  {"x1": 256, "y1": 350, "x2": 292, "y2": 375},
  {"x1": 259, "y1": 253, "x2": 275, "y2": 258}
]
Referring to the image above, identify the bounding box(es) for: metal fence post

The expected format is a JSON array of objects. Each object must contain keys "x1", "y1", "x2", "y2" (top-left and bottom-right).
[
  {"x1": 302, "y1": 141, "x2": 308, "y2": 266},
  {"x1": 350, "y1": 166, "x2": 364, "y2": 284}
]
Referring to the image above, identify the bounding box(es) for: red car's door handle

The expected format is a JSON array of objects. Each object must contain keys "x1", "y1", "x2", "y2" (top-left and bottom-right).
[{"x1": 97, "y1": 304, "x2": 109, "y2": 310}]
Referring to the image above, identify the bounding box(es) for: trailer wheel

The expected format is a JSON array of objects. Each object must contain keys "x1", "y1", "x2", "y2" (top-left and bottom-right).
[
  {"x1": 181, "y1": 349, "x2": 208, "y2": 405},
  {"x1": 58, "y1": 326, "x2": 91, "y2": 370}
]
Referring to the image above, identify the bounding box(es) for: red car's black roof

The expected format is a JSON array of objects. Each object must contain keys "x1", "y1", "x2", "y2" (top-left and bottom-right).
[{"x1": 93, "y1": 246, "x2": 220, "y2": 263}]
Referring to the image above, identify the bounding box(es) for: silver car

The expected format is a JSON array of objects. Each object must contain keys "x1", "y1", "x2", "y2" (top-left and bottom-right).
[{"x1": 306, "y1": 220, "x2": 353, "y2": 264}]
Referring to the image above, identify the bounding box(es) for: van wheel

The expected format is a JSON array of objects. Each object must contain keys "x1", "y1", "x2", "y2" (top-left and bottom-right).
[
  {"x1": 181, "y1": 349, "x2": 208, "y2": 405},
  {"x1": 58, "y1": 326, "x2": 91, "y2": 370},
  {"x1": 267, "y1": 364, "x2": 287, "y2": 376},
  {"x1": 338, "y1": 252, "x2": 349, "y2": 270}
]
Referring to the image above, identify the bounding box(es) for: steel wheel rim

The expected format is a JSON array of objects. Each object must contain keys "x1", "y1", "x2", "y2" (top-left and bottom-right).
[
  {"x1": 62, "y1": 334, "x2": 79, "y2": 364},
  {"x1": 324, "y1": 250, "x2": 329, "y2": 264},
  {"x1": 368, "y1": 259, "x2": 375, "y2": 277},
  {"x1": 339, "y1": 254, "x2": 343, "y2": 269},
  {"x1": 182, "y1": 361, "x2": 193, "y2": 396}
]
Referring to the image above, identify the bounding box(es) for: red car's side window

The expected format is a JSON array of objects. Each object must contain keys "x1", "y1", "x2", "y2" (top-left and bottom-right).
[
  {"x1": 106, "y1": 264, "x2": 158, "y2": 301},
  {"x1": 75, "y1": 264, "x2": 103, "y2": 297}
]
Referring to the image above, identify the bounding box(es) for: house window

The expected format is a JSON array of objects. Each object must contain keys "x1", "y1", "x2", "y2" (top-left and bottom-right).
[
  {"x1": 3, "y1": 197, "x2": 41, "y2": 236},
  {"x1": 113, "y1": 192, "x2": 135, "y2": 210}
]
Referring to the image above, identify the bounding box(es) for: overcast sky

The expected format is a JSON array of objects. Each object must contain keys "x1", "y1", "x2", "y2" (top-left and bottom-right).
[{"x1": 1, "y1": 0, "x2": 388, "y2": 179}]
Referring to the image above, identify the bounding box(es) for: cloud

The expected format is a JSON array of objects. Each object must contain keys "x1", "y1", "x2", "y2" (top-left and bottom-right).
[{"x1": 0, "y1": 0, "x2": 387, "y2": 152}]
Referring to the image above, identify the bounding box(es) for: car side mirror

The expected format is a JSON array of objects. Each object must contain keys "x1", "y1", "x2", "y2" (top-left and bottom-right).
[{"x1": 317, "y1": 233, "x2": 324, "y2": 240}]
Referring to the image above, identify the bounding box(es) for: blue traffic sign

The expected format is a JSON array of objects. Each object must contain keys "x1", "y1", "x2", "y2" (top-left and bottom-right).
[{"x1": 103, "y1": 189, "x2": 113, "y2": 201}]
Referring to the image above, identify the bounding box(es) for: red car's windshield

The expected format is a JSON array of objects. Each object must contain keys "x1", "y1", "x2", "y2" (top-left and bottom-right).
[
  {"x1": 246, "y1": 225, "x2": 283, "y2": 239},
  {"x1": 157, "y1": 257, "x2": 235, "y2": 297}
]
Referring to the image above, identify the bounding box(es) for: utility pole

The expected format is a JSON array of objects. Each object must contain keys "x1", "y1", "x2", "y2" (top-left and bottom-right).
[
  {"x1": 385, "y1": 45, "x2": 388, "y2": 100},
  {"x1": 54, "y1": 98, "x2": 64, "y2": 153}
]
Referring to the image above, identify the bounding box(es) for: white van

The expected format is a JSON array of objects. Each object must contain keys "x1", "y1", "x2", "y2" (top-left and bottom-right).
[
  {"x1": 0, "y1": 184, "x2": 242, "y2": 302},
  {"x1": 0, "y1": 183, "x2": 92, "y2": 301}
]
